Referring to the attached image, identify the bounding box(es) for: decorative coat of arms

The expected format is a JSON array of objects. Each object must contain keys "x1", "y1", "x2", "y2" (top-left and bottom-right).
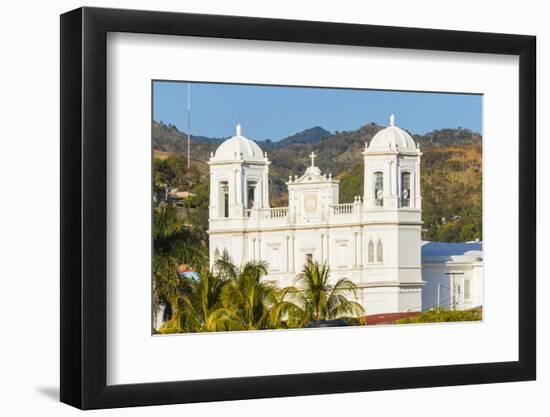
[{"x1": 304, "y1": 193, "x2": 318, "y2": 213}]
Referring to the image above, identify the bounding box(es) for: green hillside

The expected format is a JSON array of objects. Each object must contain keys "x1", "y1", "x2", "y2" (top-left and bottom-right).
[{"x1": 152, "y1": 121, "x2": 482, "y2": 242}]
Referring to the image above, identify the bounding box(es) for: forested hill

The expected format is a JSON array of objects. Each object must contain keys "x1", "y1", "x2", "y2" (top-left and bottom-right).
[
  {"x1": 152, "y1": 121, "x2": 482, "y2": 242},
  {"x1": 265, "y1": 126, "x2": 331, "y2": 149},
  {"x1": 152, "y1": 122, "x2": 332, "y2": 155}
]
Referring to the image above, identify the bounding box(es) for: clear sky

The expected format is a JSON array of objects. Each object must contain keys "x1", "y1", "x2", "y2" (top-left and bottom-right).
[{"x1": 153, "y1": 81, "x2": 482, "y2": 140}]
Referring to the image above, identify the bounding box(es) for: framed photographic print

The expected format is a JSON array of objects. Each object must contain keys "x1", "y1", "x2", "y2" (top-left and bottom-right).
[{"x1": 60, "y1": 6, "x2": 536, "y2": 410}]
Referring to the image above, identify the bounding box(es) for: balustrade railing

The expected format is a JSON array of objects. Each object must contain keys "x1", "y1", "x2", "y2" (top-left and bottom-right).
[
  {"x1": 245, "y1": 203, "x2": 362, "y2": 222},
  {"x1": 259, "y1": 207, "x2": 289, "y2": 219},
  {"x1": 330, "y1": 203, "x2": 355, "y2": 216},
  {"x1": 246, "y1": 207, "x2": 289, "y2": 221}
]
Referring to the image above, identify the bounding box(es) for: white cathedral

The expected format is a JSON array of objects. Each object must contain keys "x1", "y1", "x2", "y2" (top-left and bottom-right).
[{"x1": 207, "y1": 116, "x2": 483, "y2": 315}]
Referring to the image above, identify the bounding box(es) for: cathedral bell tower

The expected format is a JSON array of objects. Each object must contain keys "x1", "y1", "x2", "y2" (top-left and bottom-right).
[
  {"x1": 361, "y1": 115, "x2": 424, "y2": 308},
  {"x1": 363, "y1": 114, "x2": 422, "y2": 210},
  {"x1": 208, "y1": 124, "x2": 270, "y2": 221},
  {"x1": 207, "y1": 124, "x2": 271, "y2": 268}
]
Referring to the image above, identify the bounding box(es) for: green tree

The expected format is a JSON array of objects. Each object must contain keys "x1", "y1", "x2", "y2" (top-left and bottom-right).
[
  {"x1": 159, "y1": 270, "x2": 242, "y2": 333},
  {"x1": 338, "y1": 164, "x2": 364, "y2": 203},
  {"x1": 159, "y1": 251, "x2": 281, "y2": 333},
  {"x1": 154, "y1": 205, "x2": 206, "y2": 269},
  {"x1": 153, "y1": 205, "x2": 207, "y2": 330},
  {"x1": 216, "y1": 252, "x2": 278, "y2": 330},
  {"x1": 273, "y1": 261, "x2": 365, "y2": 327}
]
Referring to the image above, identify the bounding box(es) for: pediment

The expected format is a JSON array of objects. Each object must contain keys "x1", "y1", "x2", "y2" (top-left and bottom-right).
[
  {"x1": 293, "y1": 166, "x2": 325, "y2": 184},
  {"x1": 295, "y1": 172, "x2": 324, "y2": 183}
]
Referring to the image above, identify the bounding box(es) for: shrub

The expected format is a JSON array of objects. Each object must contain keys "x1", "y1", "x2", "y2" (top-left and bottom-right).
[{"x1": 397, "y1": 308, "x2": 482, "y2": 324}]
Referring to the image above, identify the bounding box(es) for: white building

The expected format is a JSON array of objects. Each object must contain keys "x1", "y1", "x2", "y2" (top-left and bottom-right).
[
  {"x1": 421, "y1": 241, "x2": 483, "y2": 311},
  {"x1": 207, "y1": 116, "x2": 483, "y2": 315}
]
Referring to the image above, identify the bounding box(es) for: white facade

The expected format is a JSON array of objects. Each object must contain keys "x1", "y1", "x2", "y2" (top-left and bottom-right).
[
  {"x1": 208, "y1": 117, "x2": 483, "y2": 315},
  {"x1": 421, "y1": 242, "x2": 484, "y2": 311}
]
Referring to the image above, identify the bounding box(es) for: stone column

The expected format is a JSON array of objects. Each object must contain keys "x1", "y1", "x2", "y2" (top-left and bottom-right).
[
  {"x1": 286, "y1": 236, "x2": 290, "y2": 272},
  {"x1": 394, "y1": 157, "x2": 399, "y2": 198},
  {"x1": 359, "y1": 229, "x2": 364, "y2": 267},
  {"x1": 236, "y1": 167, "x2": 243, "y2": 211},
  {"x1": 252, "y1": 238, "x2": 256, "y2": 260},
  {"x1": 354, "y1": 232, "x2": 358, "y2": 267},
  {"x1": 263, "y1": 168, "x2": 269, "y2": 208},
  {"x1": 397, "y1": 158, "x2": 402, "y2": 207},
  {"x1": 325, "y1": 233, "x2": 330, "y2": 266},
  {"x1": 229, "y1": 169, "x2": 234, "y2": 206},
  {"x1": 291, "y1": 235, "x2": 296, "y2": 272},
  {"x1": 387, "y1": 161, "x2": 393, "y2": 198},
  {"x1": 321, "y1": 234, "x2": 325, "y2": 262}
]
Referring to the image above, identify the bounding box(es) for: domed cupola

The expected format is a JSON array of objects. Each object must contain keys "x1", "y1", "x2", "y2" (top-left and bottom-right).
[
  {"x1": 362, "y1": 114, "x2": 422, "y2": 210},
  {"x1": 208, "y1": 124, "x2": 271, "y2": 221},
  {"x1": 212, "y1": 124, "x2": 265, "y2": 162},
  {"x1": 367, "y1": 114, "x2": 418, "y2": 152}
]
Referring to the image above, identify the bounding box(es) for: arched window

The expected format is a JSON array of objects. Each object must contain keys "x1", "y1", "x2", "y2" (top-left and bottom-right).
[
  {"x1": 376, "y1": 240, "x2": 384, "y2": 263},
  {"x1": 374, "y1": 172, "x2": 384, "y2": 207},
  {"x1": 368, "y1": 240, "x2": 374, "y2": 263},
  {"x1": 246, "y1": 180, "x2": 257, "y2": 209},
  {"x1": 401, "y1": 171, "x2": 411, "y2": 207},
  {"x1": 218, "y1": 181, "x2": 229, "y2": 218}
]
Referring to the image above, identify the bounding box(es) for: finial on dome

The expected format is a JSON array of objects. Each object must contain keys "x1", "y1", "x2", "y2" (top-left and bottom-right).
[
  {"x1": 390, "y1": 114, "x2": 395, "y2": 127},
  {"x1": 236, "y1": 124, "x2": 242, "y2": 136}
]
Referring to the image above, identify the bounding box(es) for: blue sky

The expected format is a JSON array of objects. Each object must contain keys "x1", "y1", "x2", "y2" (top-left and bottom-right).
[{"x1": 153, "y1": 81, "x2": 482, "y2": 140}]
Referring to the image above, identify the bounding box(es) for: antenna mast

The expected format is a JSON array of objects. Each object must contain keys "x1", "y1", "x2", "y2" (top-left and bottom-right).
[{"x1": 187, "y1": 83, "x2": 191, "y2": 168}]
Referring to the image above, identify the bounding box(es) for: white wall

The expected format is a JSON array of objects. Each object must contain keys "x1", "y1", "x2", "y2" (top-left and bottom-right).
[
  {"x1": 422, "y1": 265, "x2": 452, "y2": 309},
  {"x1": 0, "y1": 1, "x2": 546, "y2": 416},
  {"x1": 421, "y1": 264, "x2": 483, "y2": 310}
]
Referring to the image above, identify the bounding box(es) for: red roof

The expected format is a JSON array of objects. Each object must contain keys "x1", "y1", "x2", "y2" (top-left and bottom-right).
[
  {"x1": 177, "y1": 264, "x2": 194, "y2": 273},
  {"x1": 365, "y1": 312, "x2": 420, "y2": 325}
]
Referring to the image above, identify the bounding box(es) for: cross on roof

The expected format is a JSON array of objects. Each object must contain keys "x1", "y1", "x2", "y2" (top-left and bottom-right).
[{"x1": 309, "y1": 152, "x2": 316, "y2": 167}]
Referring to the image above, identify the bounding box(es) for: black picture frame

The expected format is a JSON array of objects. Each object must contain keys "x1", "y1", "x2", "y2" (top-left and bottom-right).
[{"x1": 60, "y1": 6, "x2": 536, "y2": 410}]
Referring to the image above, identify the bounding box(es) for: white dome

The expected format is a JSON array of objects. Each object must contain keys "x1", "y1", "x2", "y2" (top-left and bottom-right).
[
  {"x1": 213, "y1": 124, "x2": 265, "y2": 161},
  {"x1": 368, "y1": 114, "x2": 417, "y2": 151}
]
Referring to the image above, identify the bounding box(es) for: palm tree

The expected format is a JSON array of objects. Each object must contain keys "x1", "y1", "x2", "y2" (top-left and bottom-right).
[
  {"x1": 213, "y1": 249, "x2": 239, "y2": 281},
  {"x1": 220, "y1": 261, "x2": 278, "y2": 330},
  {"x1": 213, "y1": 251, "x2": 279, "y2": 330},
  {"x1": 153, "y1": 205, "x2": 207, "y2": 331},
  {"x1": 161, "y1": 252, "x2": 280, "y2": 333},
  {"x1": 273, "y1": 261, "x2": 365, "y2": 327},
  {"x1": 159, "y1": 268, "x2": 242, "y2": 333},
  {"x1": 152, "y1": 254, "x2": 180, "y2": 331},
  {"x1": 154, "y1": 205, "x2": 206, "y2": 268}
]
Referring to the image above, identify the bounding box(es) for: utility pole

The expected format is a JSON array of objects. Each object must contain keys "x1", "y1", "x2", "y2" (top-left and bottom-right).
[
  {"x1": 445, "y1": 271, "x2": 464, "y2": 311},
  {"x1": 187, "y1": 83, "x2": 191, "y2": 168}
]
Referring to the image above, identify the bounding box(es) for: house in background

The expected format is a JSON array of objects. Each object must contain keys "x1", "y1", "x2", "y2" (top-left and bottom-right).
[{"x1": 421, "y1": 241, "x2": 484, "y2": 311}]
